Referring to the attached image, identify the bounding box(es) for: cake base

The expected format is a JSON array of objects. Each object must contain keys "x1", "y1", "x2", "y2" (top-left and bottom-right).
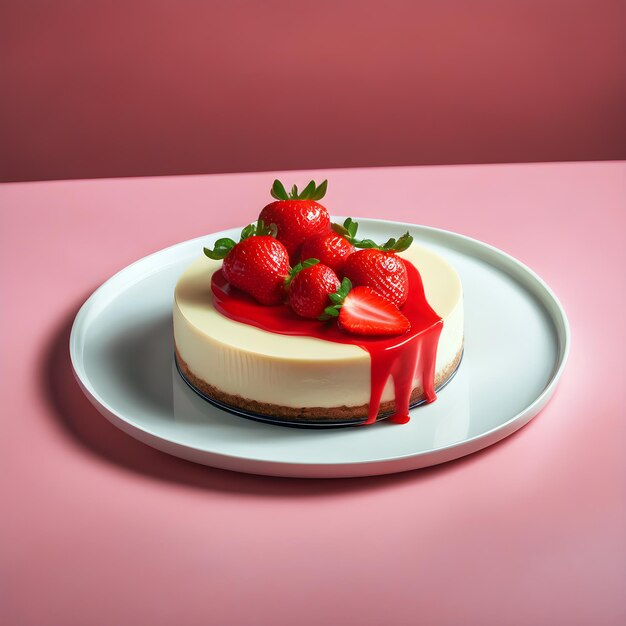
[{"x1": 175, "y1": 346, "x2": 463, "y2": 428}]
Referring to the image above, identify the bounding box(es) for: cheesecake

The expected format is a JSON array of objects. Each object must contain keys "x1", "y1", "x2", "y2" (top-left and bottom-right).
[{"x1": 173, "y1": 243, "x2": 463, "y2": 424}]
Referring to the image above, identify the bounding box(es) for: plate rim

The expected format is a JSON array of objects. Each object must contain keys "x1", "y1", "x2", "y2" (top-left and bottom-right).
[{"x1": 69, "y1": 219, "x2": 571, "y2": 476}]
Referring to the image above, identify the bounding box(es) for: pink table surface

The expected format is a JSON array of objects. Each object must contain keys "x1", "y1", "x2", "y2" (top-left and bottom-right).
[{"x1": 1, "y1": 162, "x2": 625, "y2": 625}]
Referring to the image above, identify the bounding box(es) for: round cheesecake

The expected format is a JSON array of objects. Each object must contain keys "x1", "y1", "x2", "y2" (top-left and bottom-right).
[{"x1": 173, "y1": 244, "x2": 463, "y2": 423}]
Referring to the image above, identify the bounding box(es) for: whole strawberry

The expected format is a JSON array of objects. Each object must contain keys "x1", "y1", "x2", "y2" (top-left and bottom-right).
[
  {"x1": 259, "y1": 180, "x2": 331, "y2": 261},
  {"x1": 285, "y1": 259, "x2": 341, "y2": 319},
  {"x1": 204, "y1": 220, "x2": 289, "y2": 305},
  {"x1": 342, "y1": 232, "x2": 413, "y2": 307},
  {"x1": 299, "y1": 232, "x2": 355, "y2": 275}
]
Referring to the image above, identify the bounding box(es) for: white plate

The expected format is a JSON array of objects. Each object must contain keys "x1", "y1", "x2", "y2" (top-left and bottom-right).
[{"x1": 70, "y1": 220, "x2": 570, "y2": 478}]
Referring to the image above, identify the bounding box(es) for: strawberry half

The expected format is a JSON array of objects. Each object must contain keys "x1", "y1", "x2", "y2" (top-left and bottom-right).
[
  {"x1": 324, "y1": 282, "x2": 410, "y2": 336},
  {"x1": 285, "y1": 259, "x2": 341, "y2": 319},
  {"x1": 204, "y1": 220, "x2": 290, "y2": 305},
  {"x1": 259, "y1": 180, "x2": 331, "y2": 261},
  {"x1": 341, "y1": 229, "x2": 413, "y2": 307}
]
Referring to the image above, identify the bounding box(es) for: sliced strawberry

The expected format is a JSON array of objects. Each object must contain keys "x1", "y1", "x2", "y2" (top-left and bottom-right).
[
  {"x1": 336, "y1": 286, "x2": 410, "y2": 336},
  {"x1": 285, "y1": 259, "x2": 341, "y2": 319},
  {"x1": 204, "y1": 220, "x2": 290, "y2": 305},
  {"x1": 259, "y1": 180, "x2": 331, "y2": 260},
  {"x1": 299, "y1": 232, "x2": 355, "y2": 274}
]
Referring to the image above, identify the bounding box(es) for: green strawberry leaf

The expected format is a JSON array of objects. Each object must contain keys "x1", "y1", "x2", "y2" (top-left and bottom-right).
[
  {"x1": 204, "y1": 218, "x2": 284, "y2": 261},
  {"x1": 351, "y1": 231, "x2": 413, "y2": 251},
  {"x1": 300, "y1": 180, "x2": 316, "y2": 199},
  {"x1": 240, "y1": 223, "x2": 255, "y2": 240},
  {"x1": 284, "y1": 257, "x2": 319, "y2": 287},
  {"x1": 311, "y1": 180, "x2": 328, "y2": 200},
  {"x1": 344, "y1": 217, "x2": 359, "y2": 239},
  {"x1": 240, "y1": 219, "x2": 276, "y2": 239},
  {"x1": 354, "y1": 238, "x2": 378, "y2": 249},
  {"x1": 392, "y1": 232, "x2": 413, "y2": 252},
  {"x1": 274, "y1": 179, "x2": 328, "y2": 201},
  {"x1": 253, "y1": 219, "x2": 279, "y2": 237},
  {"x1": 204, "y1": 238, "x2": 236, "y2": 259},
  {"x1": 318, "y1": 277, "x2": 352, "y2": 320},
  {"x1": 322, "y1": 305, "x2": 340, "y2": 318},
  {"x1": 270, "y1": 179, "x2": 289, "y2": 200},
  {"x1": 339, "y1": 276, "x2": 352, "y2": 294},
  {"x1": 331, "y1": 217, "x2": 359, "y2": 242},
  {"x1": 303, "y1": 258, "x2": 319, "y2": 268},
  {"x1": 331, "y1": 222, "x2": 350, "y2": 237}
]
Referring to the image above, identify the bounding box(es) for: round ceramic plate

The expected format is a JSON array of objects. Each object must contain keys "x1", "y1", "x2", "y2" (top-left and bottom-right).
[{"x1": 70, "y1": 220, "x2": 570, "y2": 478}]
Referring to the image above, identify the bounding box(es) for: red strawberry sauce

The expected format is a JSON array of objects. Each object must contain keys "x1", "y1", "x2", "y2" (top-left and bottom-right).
[{"x1": 211, "y1": 261, "x2": 443, "y2": 424}]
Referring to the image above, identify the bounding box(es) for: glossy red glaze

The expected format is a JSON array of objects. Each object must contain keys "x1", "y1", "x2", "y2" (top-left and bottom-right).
[{"x1": 211, "y1": 260, "x2": 443, "y2": 424}]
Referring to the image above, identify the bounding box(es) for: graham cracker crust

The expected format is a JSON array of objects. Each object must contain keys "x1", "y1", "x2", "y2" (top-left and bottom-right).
[{"x1": 175, "y1": 344, "x2": 463, "y2": 422}]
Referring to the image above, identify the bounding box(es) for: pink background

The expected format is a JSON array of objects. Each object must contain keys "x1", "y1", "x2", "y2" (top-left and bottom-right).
[
  {"x1": 2, "y1": 0, "x2": 626, "y2": 182},
  {"x1": 1, "y1": 162, "x2": 625, "y2": 625}
]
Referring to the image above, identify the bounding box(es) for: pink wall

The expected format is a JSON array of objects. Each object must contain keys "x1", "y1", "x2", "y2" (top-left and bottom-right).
[{"x1": 2, "y1": 0, "x2": 625, "y2": 182}]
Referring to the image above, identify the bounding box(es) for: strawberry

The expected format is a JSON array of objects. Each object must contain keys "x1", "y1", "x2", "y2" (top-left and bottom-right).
[
  {"x1": 285, "y1": 259, "x2": 341, "y2": 319},
  {"x1": 204, "y1": 220, "x2": 290, "y2": 305},
  {"x1": 323, "y1": 281, "x2": 410, "y2": 336},
  {"x1": 342, "y1": 230, "x2": 413, "y2": 307},
  {"x1": 299, "y1": 232, "x2": 355, "y2": 274},
  {"x1": 259, "y1": 180, "x2": 331, "y2": 261}
]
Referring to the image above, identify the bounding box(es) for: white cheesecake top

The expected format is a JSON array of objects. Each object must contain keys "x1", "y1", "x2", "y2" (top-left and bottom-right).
[{"x1": 174, "y1": 244, "x2": 462, "y2": 361}]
